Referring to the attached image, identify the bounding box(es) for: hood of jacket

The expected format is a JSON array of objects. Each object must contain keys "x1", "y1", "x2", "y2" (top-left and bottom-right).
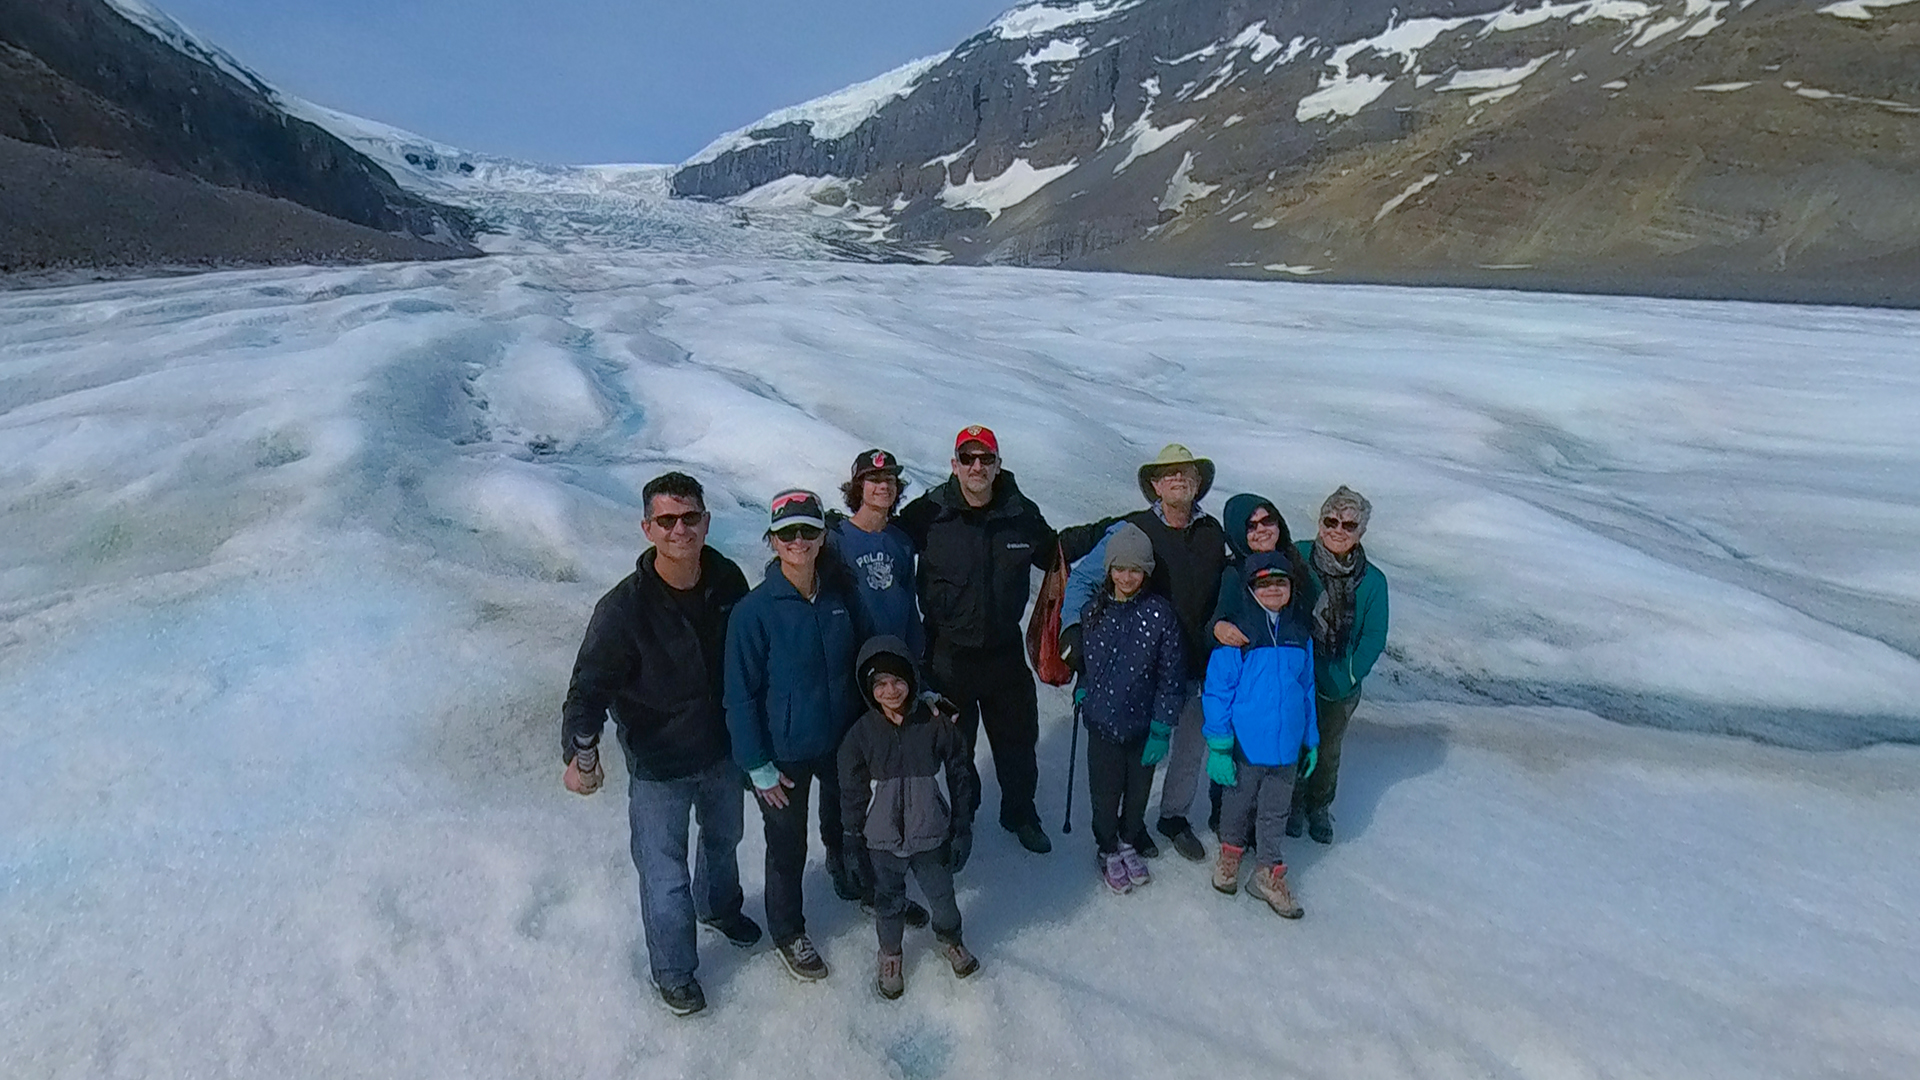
[
  {"x1": 1222, "y1": 494, "x2": 1283, "y2": 562},
  {"x1": 855, "y1": 634, "x2": 920, "y2": 709},
  {"x1": 1230, "y1": 551, "x2": 1312, "y2": 647}
]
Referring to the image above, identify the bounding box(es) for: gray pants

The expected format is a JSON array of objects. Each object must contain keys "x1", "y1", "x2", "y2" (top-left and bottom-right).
[
  {"x1": 1154, "y1": 684, "x2": 1208, "y2": 827},
  {"x1": 1218, "y1": 750, "x2": 1298, "y2": 869}
]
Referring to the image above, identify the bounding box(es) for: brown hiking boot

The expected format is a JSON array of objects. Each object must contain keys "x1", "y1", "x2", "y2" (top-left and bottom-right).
[
  {"x1": 877, "y1": 950, "x2": 904, "y2": 999},
  {"x1": 1249, "y1": 863, "x2": 1304, "y2": 919},
  {"x1": 1213, "y1": 844, "x2": 1244, "y2": 895},
  {"x1": 943, "y1": 941, "x2": 980, "y2": 978}
]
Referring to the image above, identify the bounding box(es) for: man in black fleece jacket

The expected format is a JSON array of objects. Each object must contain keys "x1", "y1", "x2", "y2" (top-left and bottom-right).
[{"x1": 560, "y1": 472, "x2": 761, "y2": 1018}]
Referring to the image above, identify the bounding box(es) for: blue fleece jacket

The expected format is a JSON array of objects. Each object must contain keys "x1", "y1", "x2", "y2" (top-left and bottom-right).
[
  {"x1": 724, "y1": 560, "x2": 871, "y2": 771},
  {"x1": 1202, "y1": 553, "x2": 1320, "y2": 767}
]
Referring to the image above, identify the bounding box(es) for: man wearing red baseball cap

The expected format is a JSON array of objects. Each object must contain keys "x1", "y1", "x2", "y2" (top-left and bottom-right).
[{"x1": 897, "y1": 425, "x2": 1059, "y2": 854}]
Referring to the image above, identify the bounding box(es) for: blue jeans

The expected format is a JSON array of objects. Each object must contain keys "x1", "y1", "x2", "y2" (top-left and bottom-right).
[{"x1": 627, "y1": 759, "x2": 747, "y2": 989}]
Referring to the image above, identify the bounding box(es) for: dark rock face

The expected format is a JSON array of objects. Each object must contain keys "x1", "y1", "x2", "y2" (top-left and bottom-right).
[
  {"x1": 674, "y1": 0, "x2": 1920, "y2": 305},
  {"x1": 0, "y1": 0, "x2": 477, "y2": 272}
]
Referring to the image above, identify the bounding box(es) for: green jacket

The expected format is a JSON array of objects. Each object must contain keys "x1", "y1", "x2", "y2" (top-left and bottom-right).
[{"x1": 1294, "y1": 540, "x2": 1388, "y2": 701}]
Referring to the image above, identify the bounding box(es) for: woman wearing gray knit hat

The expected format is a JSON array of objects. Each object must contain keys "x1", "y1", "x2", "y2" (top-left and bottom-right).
[{"x1": 1288, "y1": 486, "x2": 1389, "y2": 845}]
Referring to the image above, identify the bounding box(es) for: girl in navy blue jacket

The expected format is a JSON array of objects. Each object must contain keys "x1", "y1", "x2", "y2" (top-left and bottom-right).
[
  {"x1": 1076, "y1": 523, "x2": 1187, "y2": 895},
  {"x1": 1202, "y1": 551, "x2": 1319, "y2": 919}
]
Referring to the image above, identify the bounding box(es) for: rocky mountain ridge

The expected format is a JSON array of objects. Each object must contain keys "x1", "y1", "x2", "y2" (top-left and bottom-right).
[
  {"x1": 0, "y1": 0, "x2": 477, "y2": 276},
  {"x1": 673, "y1": 0, "x2": 1920, "y2": 305}
]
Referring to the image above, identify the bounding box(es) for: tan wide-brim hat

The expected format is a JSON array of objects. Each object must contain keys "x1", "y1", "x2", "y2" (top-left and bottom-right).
[{"x1": 1136, "y1": 443, "x2": 1216, "y2": 503}]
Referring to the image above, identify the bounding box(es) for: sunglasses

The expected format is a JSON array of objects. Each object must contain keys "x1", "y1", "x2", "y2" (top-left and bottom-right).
[
  {"x1": 772, "y1": 524, "x2": 824, "y2": 543},
  {"x1": 649, "y1": 510, "x2": 708, "y2": 533},
  {"x1": 1321, "y1": 516, "x2": 1361, "y2": 533},
  {"x1": 957, "y1": 452, "x2": 998, "y2": 467},
  {"x1": 1246, "y1": 514, "x2": 1278, "y2": 531}
]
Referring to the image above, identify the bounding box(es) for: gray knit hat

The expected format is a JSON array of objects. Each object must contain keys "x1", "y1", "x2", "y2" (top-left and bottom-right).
[
  {"x1": 1319, "y1": 485, "x2": 1372, "y2": 533},
  {"x1": 1103, "y1": 522, "x2": 1156, "y2": 573}
]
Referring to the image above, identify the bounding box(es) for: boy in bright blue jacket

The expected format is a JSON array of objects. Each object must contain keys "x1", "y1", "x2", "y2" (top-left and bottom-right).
[{"x1": 1201, "y1": 551, "x2": 1319, "y2": 919}]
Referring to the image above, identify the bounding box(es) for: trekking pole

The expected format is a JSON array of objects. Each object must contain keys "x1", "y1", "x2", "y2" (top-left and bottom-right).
[{"x1": 1061, "y1": 684, "x2": 1082, "y2": 834}]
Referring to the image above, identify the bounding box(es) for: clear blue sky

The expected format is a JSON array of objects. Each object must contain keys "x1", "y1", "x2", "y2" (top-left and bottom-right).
[{"x1": 156, "y1": 0, "x2": 1016, "y2": 165}]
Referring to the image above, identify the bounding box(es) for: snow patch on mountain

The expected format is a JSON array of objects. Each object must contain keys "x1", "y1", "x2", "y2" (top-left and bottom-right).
[
  {"x1": 1375, "y1": 173, "x2": 1442, "y2": 222},
  {"x1": 682, "y1": 52, "x2": 949, "y2": 167},
  {"x1": 1818, "y1": 0, "x2": 1918, "y2": 17},
  {"x1": 1158, "y1": 152, "x2": 1220, "y2": 212},
  {"x1": 939, "y1": 158, "x2": 1079, "y2": 221},
  {"x1": 1018, "y1": 38, "x2": 1088, "y2": 84},
  {"x1": 1114, "y1": 78, "x2": 1197, "y2": 173},
  {"x1": 99, "y1": 0, "x2": 274, "y2": 97},
  {"x1": 992, "y1": 0, "x2": 1144, "y2": 39}
]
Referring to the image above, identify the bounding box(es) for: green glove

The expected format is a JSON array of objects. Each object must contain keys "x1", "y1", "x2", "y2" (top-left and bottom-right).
[
  {"x1": 1300, "y1": 746, "x2": 1319, "y2": 779},
  {"x1": 1140, "y1": 722, "x2": 1172, "y2": 766},
  {"x1": 1206, "y1": 746, "x2": 1237, "y2": 788}
]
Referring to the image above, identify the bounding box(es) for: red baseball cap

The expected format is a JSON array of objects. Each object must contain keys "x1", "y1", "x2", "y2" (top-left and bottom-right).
[{"x1": 953, "y1": 424, "x2": 999, "y2": 455}]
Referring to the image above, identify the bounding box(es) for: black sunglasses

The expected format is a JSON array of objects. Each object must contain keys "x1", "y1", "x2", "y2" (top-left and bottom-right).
[
  {"x1": 1246, "y1": 513, "x2": 1278, "y2": 530},
  {"x1": 1321, "y1": 516, "x2": 1361, "y2": 533},
  {"x1": 772, "y1": 524, "x2": 824, "y2": 542},
  {"x1": 957, "y1": 451, "x2": 998, "y2": 467},
  {"x1": 649, "y1": 510, "x2": 708, "y2": 532}
]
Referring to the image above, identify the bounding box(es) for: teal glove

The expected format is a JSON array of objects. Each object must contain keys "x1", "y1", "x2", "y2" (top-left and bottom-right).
[
  {"x1": 1206, "y1": 746, "x2": 1237, "y2": 788},
  {"x1": 747, "y1": 762, "x2": 782, "y2": 791},
  {"x1": 1300, "y1": 746, "x2": 1319, "y2": 780},
  {"x1": 1073, "y1": 686, "x2": 1087, "y2": 706},
  {"x1": 1140, "y1": 722, "x2": 1172, "y2": 766}
]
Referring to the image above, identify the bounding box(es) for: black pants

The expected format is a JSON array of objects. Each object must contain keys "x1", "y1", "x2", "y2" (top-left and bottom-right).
[
  {"x1": 929, "y1": 644, "x2": 1040, "y2": 830},
  {"x1": 871, "y1": 846, "x2": 963, "y2": 954},
  {"x1": 756, "y1": 755, "x2": 844, "y2": 946},
  {"x1": 1086, "y1": 731, "x2": 1154, "y2": 857},
  {"x1": 1296, "y1": 692, "x2": 1360, "y2": 813}
]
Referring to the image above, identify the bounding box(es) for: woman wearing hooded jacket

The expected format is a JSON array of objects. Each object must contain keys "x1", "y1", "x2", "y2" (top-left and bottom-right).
[{"x1": 724, "y1": 489, "x2": 876, "y2": 982}]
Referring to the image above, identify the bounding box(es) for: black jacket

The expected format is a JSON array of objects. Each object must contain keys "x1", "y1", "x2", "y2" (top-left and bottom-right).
[
  {"x1": 897, "y1": 469, "x2": 1057, "y2": 654},
  {"x1": 562, "y1": 546, "x2": 750, "y2": 781},
  {"x1": 1061, "y1": 507, "x2": 1228, "y2": 679},
  {"x1": 838, "y1": 637, "x2": 978, "y2": 856}
]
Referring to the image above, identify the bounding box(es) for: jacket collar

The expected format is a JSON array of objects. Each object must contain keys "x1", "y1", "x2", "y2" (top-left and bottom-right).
[{"x1": 934, "y1": 469, "x2": 1027, "y2": 519}]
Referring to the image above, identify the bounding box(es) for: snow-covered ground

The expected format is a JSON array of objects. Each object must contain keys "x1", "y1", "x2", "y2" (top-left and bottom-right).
[{"x1": 3, "y1": 245, "x2": 1918, "y2": 1079}]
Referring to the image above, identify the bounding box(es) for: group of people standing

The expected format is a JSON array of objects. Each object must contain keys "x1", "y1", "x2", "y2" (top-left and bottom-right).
[{"x1": 560, "y1": 426, "x2": 1388, "y2": 1015}]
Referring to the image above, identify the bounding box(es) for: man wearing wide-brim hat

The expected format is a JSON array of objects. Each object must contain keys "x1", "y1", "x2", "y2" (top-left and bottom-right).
[{"x1": 1057, "y1": 444, "x2": 1229, "y2": 863}]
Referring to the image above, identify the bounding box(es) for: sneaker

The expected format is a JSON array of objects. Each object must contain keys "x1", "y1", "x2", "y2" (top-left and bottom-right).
[
  {"x1": 1118, "y1": 843, "x2": 1151, "y2": 887},
  {"x1": 1101, "y1": 851, "x2": 1133, "y2": 895},
  {"x1": 776, "y1": 935, "x2": 830, "y2": 981},
  {"x1": 876, "y1": 950, "x2": 904, "y2": 1000},
  {"x1": 1212, "y1": 844, "x2": 1244, "y2": 895},
  {"x1": 1248, "y1": 863, "x2": 1304, "y2": 919},
  {"x1": 1284, "y1": 804, "x2": 1306, "y2": 839},
  {"x1": 698, "y1": 911, "x2": 763, "y2": 949},
  {"x1": 859, "y1": 898, "x2": 930, "y2": 928},
  {"x1": 655, "y1": 978, "x2": 706, "y2": 1016},
  {"x1": 1157, "y1": 817, "x2": 1207, "y2": 862},
  {"x1": 1306, "y1": 807, "x2": 1334, "y2": 845},
  {"x1": 943, "y1": 941, "x2": 981, "y2": 978},
  {"x1": 1010, "y1": 820, "x2": 1053, "y2": 854},
  {"x1": 1128, "y1": 828, "x2": 1160, "y2": 859}
]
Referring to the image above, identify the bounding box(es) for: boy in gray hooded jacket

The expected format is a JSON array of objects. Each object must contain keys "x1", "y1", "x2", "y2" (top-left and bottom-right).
[{"x1": 839, "y1": 636, "x2": 981, "y2": 998}]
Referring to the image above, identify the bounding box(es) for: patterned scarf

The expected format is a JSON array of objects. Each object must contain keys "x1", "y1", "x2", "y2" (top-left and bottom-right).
[{"x1": 1310, "y1": 541, "x2": 1366, "y2": 655}]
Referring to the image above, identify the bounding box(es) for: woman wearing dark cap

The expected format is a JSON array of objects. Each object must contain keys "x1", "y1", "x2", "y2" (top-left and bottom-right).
[{"x1": 724, "y1": 488, "x2": 873, "y2": 982}]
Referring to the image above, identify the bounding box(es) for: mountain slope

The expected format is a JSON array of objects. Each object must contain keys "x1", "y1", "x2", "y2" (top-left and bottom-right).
[
  {"x1": 673, "y1": 0, "x2": 1920, "y2": 305},
  {"x1": 0, "y1": 0, "x2": 477, "y2": 275}
]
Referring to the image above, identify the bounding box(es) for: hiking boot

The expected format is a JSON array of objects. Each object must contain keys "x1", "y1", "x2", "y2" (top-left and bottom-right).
[
  {"x1": 1212, "y1": 844, "x2": 1244, "y2": 895},
  {"x1": 859, "y1": 898, "x2": 930, "y2": 928},
  {"x1": 698, "y1": 911, "x2": 763, "y2": 949},
  {"x1": 1285, "y1": 804, "x2": 1306, "y2": 839},
  {"x1": 655, "y1": 978, "x2": 706, "y2": 1016},
  {"x1": 943, "y1": 940, "x2": 980, "y2": 978},
  {"x1": 876, "y1": 950, "x2": 904, "y2": 1000},
  {"x1": 1118, "y1": 843, "x2": 1151, "y2": 888},
  {"x1": 1101, "y1": 851, "x2": 1133, "y2": 895},
  {"x1": 1248, "y1": 863, "x2": 1304, "y2": 919},
  {"x1": 1128, "y1": 827, "x2": 1160, "y2": 859},
  {"x1": 1157, "y1": 817, "x2": 1206, "y2": 862},
  {"x1": 776, "y1": 935, "x2": 830, "y2": 981},
  {"x1": 1306, "y1": 807, "x2": 1334, "y2": 845},
  {"x1": 827, "y1": 848, "x2": 862, "y2": 901},
  {"x1": 1010, "y1": 820, "x2": 1053, "y2": 854}
]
